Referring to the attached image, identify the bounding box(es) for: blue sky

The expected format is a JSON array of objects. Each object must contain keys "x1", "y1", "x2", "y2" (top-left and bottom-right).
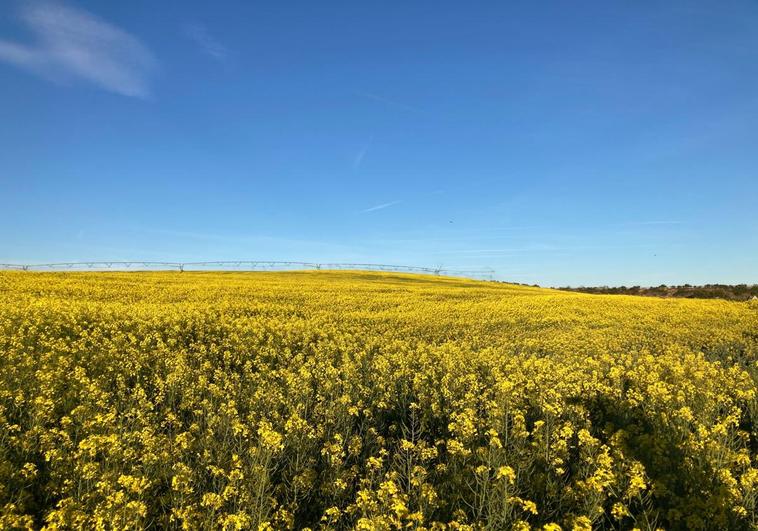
[{"x1": 1, "y1": 0, "x2": 756, "y2": 286}]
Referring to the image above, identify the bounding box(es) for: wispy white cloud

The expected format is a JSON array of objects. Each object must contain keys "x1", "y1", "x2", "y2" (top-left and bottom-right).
[
  {"x1": 440, "y1": 245, "x2": 561, "y2": 255},
  {"x1": 359, "y1": 200, "x2": 402, "y2": 213},
  {"x1": 435, "y1": 242, "x2": 658, "y2": 256},
  {"x1": 359, "y1": 91, "x2": 422, "y2": 113},
  {"x1": 134, "y1": 227, "x2": 363, "y2": 254},
  {"x1": 184, "y1": 23, "x2": 229, "y2": 61},
  {"x1": 0, "y1": 1, "x2": 156, "y2": 97},
  {"x1": 130, "y1": 226, "x2": 375, "y2": 263},
  {"x1": 353, "y1": 136, "x2": 373, "y2": 170},
  {"x1": 621, "y1": 220, "x2": 683, "y2": 226}
]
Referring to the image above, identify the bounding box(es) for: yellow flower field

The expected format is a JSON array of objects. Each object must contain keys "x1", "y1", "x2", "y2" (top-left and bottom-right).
[{"x1": 1, "y1": 271, "x2": 756, "y2": 530}]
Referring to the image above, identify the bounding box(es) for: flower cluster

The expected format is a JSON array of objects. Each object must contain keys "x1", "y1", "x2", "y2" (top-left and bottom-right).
[{"x1": 0, "y1": 270, "x2": 756, "y2": 529}]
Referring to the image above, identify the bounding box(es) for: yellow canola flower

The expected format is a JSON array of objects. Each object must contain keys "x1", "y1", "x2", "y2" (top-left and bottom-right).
[
  {"x1": 0, "y1": 270, "x2": 756, "y2": 529},
  {"x1": 496, "y1": 466, "x2": 516, "y2": 483}
]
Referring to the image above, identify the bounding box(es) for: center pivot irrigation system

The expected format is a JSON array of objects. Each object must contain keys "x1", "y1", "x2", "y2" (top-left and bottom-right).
[{"x1": 0, "y1": 261, "x2": 497, "y2": 280}]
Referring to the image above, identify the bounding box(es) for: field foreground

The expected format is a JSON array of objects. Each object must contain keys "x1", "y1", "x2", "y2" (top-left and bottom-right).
[{"x1": 1, "y1": 271, "x2": 757, "y2": 530}]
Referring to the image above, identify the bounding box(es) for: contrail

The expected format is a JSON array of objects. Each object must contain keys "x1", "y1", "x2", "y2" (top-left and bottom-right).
[{"x1": 360, "y1": 200, "x2": 402, "y2": 213}]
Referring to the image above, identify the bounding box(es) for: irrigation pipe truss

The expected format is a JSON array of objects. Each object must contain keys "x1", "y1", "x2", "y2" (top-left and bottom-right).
[{"x1": 0, "y1": 261, "x2": 496, "y2": 279}]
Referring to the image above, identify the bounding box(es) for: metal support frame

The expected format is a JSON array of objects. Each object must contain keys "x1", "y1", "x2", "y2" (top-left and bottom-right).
[{"x1": 0, "y1": 261, "x2": 496, "y2": 280}]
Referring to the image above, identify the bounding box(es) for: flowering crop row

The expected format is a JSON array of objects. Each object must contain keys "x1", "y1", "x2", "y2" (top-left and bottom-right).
[{"x1": 1, "y1": 271, "x2": 756, "y2": 530}]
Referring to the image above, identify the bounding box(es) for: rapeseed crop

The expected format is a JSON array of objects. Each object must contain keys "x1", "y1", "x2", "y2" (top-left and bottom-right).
[{"x1": 1, "y1": 271, "x2": 756, "y2": 530}]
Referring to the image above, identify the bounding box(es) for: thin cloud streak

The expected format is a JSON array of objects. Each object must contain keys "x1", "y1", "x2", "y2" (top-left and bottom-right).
[
  {"x1": 621, "y1": 220, "x2": 683, "y2": 226},
  {"x1": 353, "y1": 136, "x2": 373, "y2": 170},
  {"x1": 137, "y1": 227, "x2": 348, "y2": 250},
  {"x1": 0, "y1": 0, "x2": 157, "y2": 97},
  {"x1": 359, "y1": 200, "x2": 403, "y2": 213},
  {"x1": 185, "y1": 23, "x2": 229, "y2": 61},
  {"x1": 440, "y1": 247, "x2": 562, "y2": 255},
  {"x1": 432, "y1": 242, "x2": 660, "y2": 256},
  {"x1": 132, "y1": 227, "x2": 378, "y2": 261},
  {"x1": 359, "y1": 91, "x2": 422, "y2": 113}
]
